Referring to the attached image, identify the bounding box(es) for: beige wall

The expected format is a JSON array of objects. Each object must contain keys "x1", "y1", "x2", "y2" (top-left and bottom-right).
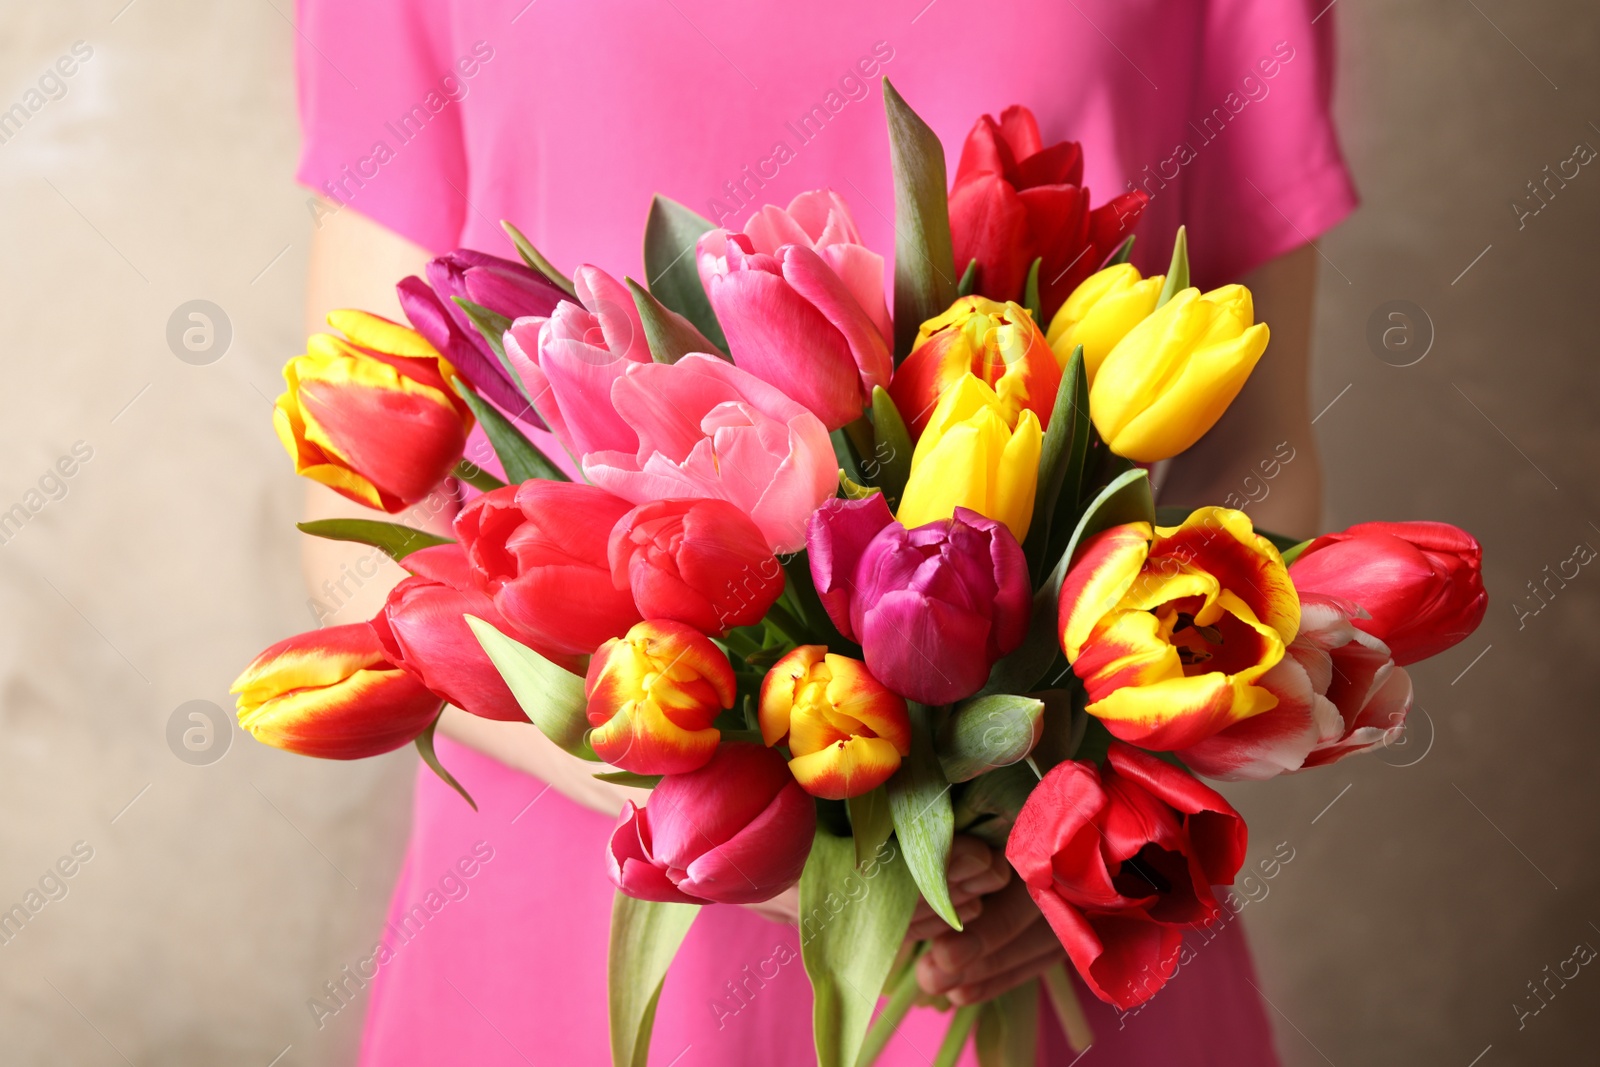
[{"x1": 0, "y1": 2, "x2": 1595, "y2": 1064}]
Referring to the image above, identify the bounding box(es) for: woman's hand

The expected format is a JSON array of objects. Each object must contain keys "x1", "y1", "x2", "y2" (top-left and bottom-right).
[
  {"x1": 906, "y1": 835, "x2": 1012, "y2": 941},
  {"x1": 914, "y1": 877, "x2": 1064, "y2": 1005}
]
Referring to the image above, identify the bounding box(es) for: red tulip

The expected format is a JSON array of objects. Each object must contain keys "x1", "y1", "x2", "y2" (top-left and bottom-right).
[
  {"x1": 1006, "y1": 742, "x2": 1246, "y2": 1010},
  {"x1": 949, "y1": 105, "x2": 1148, "y2": 319},
  {"x1": 608, "y1": 498, "x2": 784, "y2": 636},
  {"x1": 607, "y1": 741, "x2": 817, "y2": 904},
  {"x1": 455, "y1": 481, "x2": 641, "y2": 657},
  {"x1": 585, "y1": 620, "x2": 733, "y2": 775},
  {"x1": 1288, "y1": 520, "x2": 1487, "y2": 665}
]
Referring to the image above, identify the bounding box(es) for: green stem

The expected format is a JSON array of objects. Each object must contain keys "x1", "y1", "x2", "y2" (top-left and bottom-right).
[
  {"x1": 932, "y1": 1004, "x2": 981, "y2": 1067},
  {"x1": 452, "y1": 459, "x2": 505, "y2": 493},
  {"x1": 1042, "y1": 963, "x2": 1095, "y2": 1053},
  {"x1": 854, "y1": 945, "x2": 926, "y2": 1067}
]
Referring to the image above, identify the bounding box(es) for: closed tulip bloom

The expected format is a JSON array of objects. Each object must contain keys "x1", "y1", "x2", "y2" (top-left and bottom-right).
[
  {"x1": 1059, "y1": 508, "x2": 1301, "y2": 751},
  {"x1": 699, "y1": 231, "x2": 893, "y2": 430},
  {"x1": 585, "y1": 620, "x2": 734, "y2": 775},
  {"x1": 1090, "y1": 285, "x2": 1270, "y2": 463},
  {"x1": 609, "y1": 498, "x2": 784, "y2": 636},
  {"x1": 371, "y1": 544, "x2": 543, "y2": 722},
  {"x1": 889, "y1": 296, "x2": 1060, "y2": 440},
  {"x1": 274, "y1": 310, "x2": 473, "y2": 513},
  {"x1": 582, "y1": 354, "x2": 836, "y2": 554},
  {"x1": 1046, "y1": 264, "x2": 1164, "y2": 381},
  {"x1": 502, "y1": 265, "x2": 653, "y2": 459},
  {"x1": 808, "y1": 495, "x2": 1031, "y2": 705},
  {"x1": 455, "y1": 482, "x2": 641, "y2": 657},
  {"x1": 232, "y1": 623, "x2": 443, "y2": 759},
  {"x1": 759, "y1": 646, "x2": 911, "y2": 799},
  {"x1": 1288, "y1": 521, "x2": 1487, "y2": 665},
  {"x1": 896, "y1": 375, "x2": 1043, "y2": 544},
  {"x1": 607, "y1": 741, "x2": 817, "y2": 904}
]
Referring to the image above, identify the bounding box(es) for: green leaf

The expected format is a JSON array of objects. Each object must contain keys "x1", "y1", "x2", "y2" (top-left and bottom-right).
[
  {"x1": 936, "y1": 694, "x2": 1045, "y2": 783},
  {"x1": 847, "y1": 786, "x2": 894, "y2": 870},
  {"x1": 295, "y1": 518, "x2": 451, "y2": 561},
  {"x1": 464, "y1": 615, "x2": 598, "y2": 760},
  {"x1": 1279, "y1": 537, "x2": 1314, "y2": 566},
  {"x1": 625, "y1": 276, "x2": 720, "y2": 364},
  {"x1": 1026, "y1": 687, "x2": 1088, "y2": 775},
  {"x1": 643, "y1": 195, "x2": 727, "y2": 350},
  {"x1": 1154, "y1": 224, "x2": 1189, "y2": 310},
  {"x1": 853, "y1": 944, "x2": 923, "y2": 1067},
  {"x1": 832, "y1": 427, "x2": 868, "y2": 485},
  {"x1": 800, "y1": 831, "x2": 920, "y2": 1067},
  {"x1": 956, "y1": 258, "x2": 979, "y2": 298},
  {"x1": 887, "y1": 705, "x2": 959, "y2": 930},
  {"x1": 1103, "y1": 234, "x2": 1136, "y2": 268},
  {"x1": 867, "y1": 386, "x2": 913, "y2": 507},
  {"x1": 883, "y1": 79, "x2": 957, "y2": 361},
  {"x1": 1022, "y1": 257, "x2": 1043, "y2": 324},
  {"x1": 594, "y1": 770, "x2": 662, "y2": 789},
  {"x1": 414, "y1": 715, "x2": 476, "y2": 810},
  {"x1": 1024, "y1": 345, "x2": 1087, "y2": 582},
  {"x1": 974, "y1": 980, "x2": 1039, "y2": 1066},
  {"x1": 452, "y1": 459, "x2": 505, "y2": 493},
  {"x1": 452, "y1": 297, "x2": 518, "y2": 388},
  {"x1": 839, "y1": 469, "x2": 880, "y2": 501},
  {"x1": 933, "y1": 1004, "x2": 981, "y2": 1067},
  {"x1": 1042, "y1": 963, "x2": 1095, "y2": 1053},
  {"x1": 983, "y1": 468, "x2": 1155, "y2": 696},
  {"x1": 501, "y1": 219, "x2": 577, "y2": 297},
  {"x1": 952, "y1": 762, "x2": 1037, "y2": 847},
  {"x1": 451, "y1": 379, "x2": 569, "y2": 484},
  {"x1": 608, "y1": 894, "x2": 699, "y2": 1067}
]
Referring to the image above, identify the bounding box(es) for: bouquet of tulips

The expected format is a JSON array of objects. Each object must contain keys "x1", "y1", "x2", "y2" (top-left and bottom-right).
[{"x1": 234, "y1": 83, "x2": 1487, "y2": 1065}]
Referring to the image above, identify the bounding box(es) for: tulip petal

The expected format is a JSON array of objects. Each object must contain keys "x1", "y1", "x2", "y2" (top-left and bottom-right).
[
  {"x1": 676, "y1": 778, "x2": 815, "y2": 902},
  {"x1": 786, "y1": 736, "x2": 905, "y2": 800}
]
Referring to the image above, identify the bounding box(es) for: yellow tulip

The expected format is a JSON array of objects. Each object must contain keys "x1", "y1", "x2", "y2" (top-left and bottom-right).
[
  {"x1": 1045, "y1": 264, "x2": 1164, "y2": 382},
  {"x1": 1089, "y1": 285, "x2": 1269, "y2": 463},
  {"x1": 896, "y1": 374, "x2": 1042, "y2": 542}
]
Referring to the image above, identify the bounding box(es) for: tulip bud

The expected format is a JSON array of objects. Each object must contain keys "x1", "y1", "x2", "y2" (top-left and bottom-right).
[
  {"x1": 273, "y1": 310, "x2": 473, "y2": 513},
  {"x1": 1045, "y1": 264, "x2": 1164, "y2": 381},
  {"x1": 896, "y1": 374, "x2": 1043, "y2": 543},
  {"x1": 759, "y1": 646, "x2": 911, "y2": 799},
  {"x1": 608, "y1": 498, "x2": 784, "y2": 636},
  {"x1": 585, "y1": 620, "x2": 734, "y2": 775},
  {"x1": 1089, "y1": 285, "x2": 1270, "y2": 463},
  {"x1": 232, "y1": 623, "x2": 443, "y2": 759},
  {"x1": 889, "y1": 296, "x2": 1060, "y2": 441},
  {"x1": 607, "y1": 741, "x2": 816, "y2": 904}
]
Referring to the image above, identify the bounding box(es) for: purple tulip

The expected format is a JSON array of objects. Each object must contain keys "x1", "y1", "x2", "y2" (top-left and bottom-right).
[
  {"x1": 396, "y1": 249, "x2": 566, "y2": 425},
  {"x1": 808, "y1": 495, "x2": 1031, "y2": 704}
]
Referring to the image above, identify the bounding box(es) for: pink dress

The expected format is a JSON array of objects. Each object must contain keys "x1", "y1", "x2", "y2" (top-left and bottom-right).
[{"x1": 294, "y1": 2, "x2": 1355, "y2": 1063}]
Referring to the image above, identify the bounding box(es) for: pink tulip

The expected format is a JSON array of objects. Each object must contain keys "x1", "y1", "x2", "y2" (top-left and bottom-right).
[
  {"x1": 502, "y1": 265, "x2": 653, "y2": 459},
  {"x1": 582, "y1": 354, "x2": 836, "y2": 554}
]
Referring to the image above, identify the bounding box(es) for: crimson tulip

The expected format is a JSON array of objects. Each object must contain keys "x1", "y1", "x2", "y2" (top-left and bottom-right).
[
  {"x1": 1288, "y1": 520, "x2": 1487, "y2": 665},
  {"x1": 607, "y1": 741, "x2": 817, "y2": 904},
  {"x1": 1006, "y1": 742, "x2": 1246, "y2": 1010},
  {"x1": 586, "y1": 620, "x2": 733, "y2": 775}
]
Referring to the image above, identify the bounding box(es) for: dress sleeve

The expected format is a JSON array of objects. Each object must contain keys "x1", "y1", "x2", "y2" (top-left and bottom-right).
[
  {"x1": 293, "y1": 0, "x2": 468, "y2": 253},
  {"x1": 1179, "y1": 0, "x2": 1358, "y2": 284}
]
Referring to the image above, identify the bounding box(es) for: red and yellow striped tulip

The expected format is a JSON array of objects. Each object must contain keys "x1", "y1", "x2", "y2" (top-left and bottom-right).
[
  {"x1": 585, "y1": 620, "x2": 734, "y2": 775},
  {"x1": 758, "y1": 646, "x2": 911, "y2": 799},
  {"x1": 232, "y1": 623, "x2": 443, "y2": 759},
  {"x1": 1045, "y1": 263, "x2": 1163, "y2": 382},
  {"x1": 888, "y1": 296, "x2": 1060, "y2": 440},
  {"x1": 274, "y1": 310, "x2": 474, "y2": 513},
  {"x1": 1058, "y1": 507, "x2": 1301, "y2": 751}
]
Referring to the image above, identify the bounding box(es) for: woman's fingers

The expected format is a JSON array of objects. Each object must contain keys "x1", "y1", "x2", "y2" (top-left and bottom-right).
[
  {"x1": 906, "y1": 896, "x2": 983, "y2": 942},
  {"x1": 944, "y1": 938, "x2": 1066, "y2": 1005},
  {"x1": 945, "y1": 834, "x2": 993, "y2": 883},
  {"x1": 917, "y1": 878, "x2": 1041, "y2": 991}
]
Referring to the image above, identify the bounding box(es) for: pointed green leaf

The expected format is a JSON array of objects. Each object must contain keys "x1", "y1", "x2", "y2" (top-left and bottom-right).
[
  {"x1": 296, "y1": 518, "x2": 450, "y2": 561},
  {"x1": 974, "y1": 979, "x2": 1039, "y2": 1066},
  {"x1": 883, "y1": 79, "x2": 957, "y2": 361},
  {"x1": 1022, "y1": 257, "x2": 1043, "y2": 324},
  {"x1": 624, "y1": 276, "x2": 721, "y2": 364},
  {"x1": 643, "y1": 195, "x2": 726, "y2": 350},
  {"x1": 464, "y1": 615, "x2": 597, "y2": 759},
  {"x1": 415, "y1": 715, "x2": 476, "y2": 810},
  {"x1": 1154, "y1": 225, "x2": 1189, "y2": 309},
  {"x1": 608, "y1": 894, "x2": 699, "y2": 1067},
  {"x1": 501, "y1": 219, "x2": 577, "y2": 297},
  {"x1": 936, "y1": 695, "x2": 1045, "y2": 783},
  {"x1": 800, "y1": 831, "x2": 920, "y2": 1067},
  {"x1": 453, "y1": 458, "x2": 506, "y2": 493},
  {"x1": 956, "y1": 258, "x2": 979, "y2": 298},
  {"x1": 887, "y1": 705, "x2": 959, "y2": 929},
  {"x1": 1279, "y1": 537, "x2": 1314, "y2": 566},
  {"x1": 451, "y1": 379, "x2": 569, "y2": 484},
  {"x1": 594, "y1": 770, "x2": 662, "y2": 789},
  {"x1": 452, "y1": 297, "x2": 515, "y2": 371},
  {"x1": 933, "y1": 1004, "x2": 981, "y2": 1067},
  {"x1": 1024, "y1": 345, "x2": 1086, "y2": 582},
  {"x1": 1103, "y1": 234, "x2": 1136, "y2": 268},
  {"x1": 847, "y1": 786, "x2": 894, "y2": 870},
  {"x1": 866, "y1": 386, "x2": 913, "y2": 508},
  {"x1": 839, "y1": 470, "x2": 879, "y2": 501}
]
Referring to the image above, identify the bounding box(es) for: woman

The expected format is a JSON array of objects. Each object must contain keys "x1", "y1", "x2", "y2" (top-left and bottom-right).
[{"x1": 294, "y1": 1, "x2": 1354, "y2": 1062}]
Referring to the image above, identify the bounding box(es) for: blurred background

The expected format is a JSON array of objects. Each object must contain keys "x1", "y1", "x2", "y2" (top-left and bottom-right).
[{"x1": 1, "y1": 1, "x2": 1596, "y2": 1064}]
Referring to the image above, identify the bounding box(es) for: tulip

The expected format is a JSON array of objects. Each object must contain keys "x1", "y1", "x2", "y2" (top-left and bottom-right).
[
  {"x1": 232, "y1": 623, "x2": 443, "y2": 759},
  {"x1": 1045, "y1": 264, "x2": 1164, "y2": 381},
  {"x1": 585, "y1": 620, "x2": 734, "y2": 775},
  {"x1": 896, "y1": 375, "x2": 1042, "y2": 543},
  {"x1": 397, "y1": 248, "x2": 567, "y2": 423},
  {"x1": 609, "y1": 498, "x2": 784, "y2": 636},
  {"x1": 758, "y1": 646, "x2": 911, "y2": 799},
  {"x1": 1179, "y1": 594, "x2": 1413, "y2": 780},
  {"x1": 808, "y1": 495, "x2": 1031, "y2": 705},
  {"x1": 889, "y1": 296, "x2": 1060, "y2": 440},
  {"x1": 607, "y1": 741, "x2": 817, "y2": 904},
  {"x1": 699, "y1": 232, "x2": 893, "y2": 430},
  {"x1": 274, "y1": 310, "x2": 473, "y2": 513},
  {"x1": 1058, "y1": 507, "x2": 1301, "y2": 751},
  {"x1": 501, "y1": 265, "x2": 653, "y2": 459},
  {"x1": 1006, "y1": 742, "x2": 1246, "y2": 1010},
  {"x1": 582, "y1": 354, "x2": 836, "y2": 554},
  {"x1": 1288, "y1": 521, "x2": 1487, "y2": 665},
  {"x1": 455, "y1": 481, "x2": 641, "y2": 657},
  {"x1": 370, "y1": 543, "x2": 546, "y2": 722},
  {"x1": 1089, "y1": 285, "x2": 1270, "y2": 463},
  {"x1": 948, "y1": 104, "x2": 1148, "y2": 317}
]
